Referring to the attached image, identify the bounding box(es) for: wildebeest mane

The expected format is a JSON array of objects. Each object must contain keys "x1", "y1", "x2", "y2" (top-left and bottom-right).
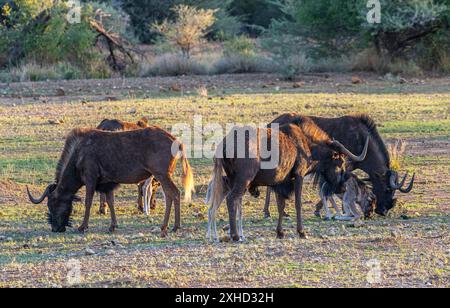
[
  {"x1": 288, "y1": 116, "x2": 331, "y2": 145},
  {"x1": 55, "y1": 129, "x2": 86, "y2": 183},
  {"x1": 355, "y1": 114, "x2": 391, "y2": 167}
]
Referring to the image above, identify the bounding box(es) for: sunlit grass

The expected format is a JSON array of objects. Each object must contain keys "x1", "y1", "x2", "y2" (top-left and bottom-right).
[{"x1": 0, "y1": 82, "x2": 449, "y2": 287}]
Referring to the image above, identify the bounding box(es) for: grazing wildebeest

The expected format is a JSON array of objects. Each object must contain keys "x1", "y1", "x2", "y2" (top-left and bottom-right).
[
  {"x1": 318, "y1": 173, "x2": 376, "y2": 221},
  {"x1": 96, "y1": 118, "x2": 160, "y2": 215},
  {"x1": 27, "y1": 127, "x2": 195, "y2": 236},
  {"x1": 264, "y1": 113, "x2": 415, "y2": 218},
  {"x1": 207, "y1": 117, "x2": 369, "y2": 241}
]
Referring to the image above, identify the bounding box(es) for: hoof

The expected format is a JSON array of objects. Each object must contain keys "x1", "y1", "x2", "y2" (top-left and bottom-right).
[
  {"x1": 277, "y1": 231, "x2": 285, "y2": 239},
  {"x1": 137, "y1": 206, "x2": 144, "y2": 213},
  {"x1": 160, "y1": 230, "x2": 168, "y2": 238},
  {"x1": 323, "y1": 217, "x2": 332, "y2": 222},
  {"x1": 231, "y1": 235, "x2": 241, "y2": 242},
  {"x1": 314, "y1": 211, "x2": 322, "y2": 218},
  {"x1": 78, "y1": 226, "x2": 88, "y2": 233},
  {"x1": 109, "y1": 225, "x2": 117, "y2": 233},
  {"x1": 298, "y1": 231, "x2": 308, "y2": 239},
  {"x1": 264, "y1": 213, "x2": 271, "y2": 219},
  {"x1": 335, "y1": 216, "x2": 355, "y2": 222},
  {"x1": 172, "y1": 226, "x2": 180, "y2": 233}
]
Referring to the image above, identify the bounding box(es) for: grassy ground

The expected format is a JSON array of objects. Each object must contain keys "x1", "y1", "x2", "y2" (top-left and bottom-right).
[{"x1": 0, "y1": 73, "x2": 449, "y2": 288}]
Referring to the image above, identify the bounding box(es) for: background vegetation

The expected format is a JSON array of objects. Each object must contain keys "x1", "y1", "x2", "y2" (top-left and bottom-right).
[{"x1": 0, "y1": 0, "x2": 449, "y2": 81}]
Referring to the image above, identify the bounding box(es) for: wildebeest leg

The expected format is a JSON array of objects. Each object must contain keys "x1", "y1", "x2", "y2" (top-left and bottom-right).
[
  {"x1": 330, "y1": 196, "x2": 343, "y2": 217},
  {"x1": 159, "y1": 177, "x2": 181, "y2": 236},
  {"x1": 237, "y1": 197, "x2": 245, "y2": 241},
  {"x1": 264, "y1": 188, "x2": 289, "y2": 219},
  {"x1": 143, "y1": 177, "x2": 154, "y2": 216},
  {"x1": 105, "y1": 191, "x2": 118, "y2": 232},
  {"x1": 150, "y1": 180, "x2": 159, "y2": 210},
  {"x1": 99, "y1": 193, "x2": 108, "y2": 215},
  {"x1": 294, "y1": 176, "x2": 307, "y2": 239},
  {"x1": 137, "y1": 183, "x2": 144, "y2": 213},
  {"x1": 275, "y1": 193, "x2": 286, "y2": 239},
  {"x1": 320, "y1": 184, "x2": 333, "y2": 221},
  {"x1": 314, "y1": 201, "x2": 323, "y2": 218},
  {"x1": 79, "y1": 184, "x2": 96, "y2": 233},
  {"x1": 207, "y1": 191, "x2": 227, "y2": 242},
  {"x1": 336, "y1": 194, "x2": 359, "y2": 221},
  {"x1": 264, "y1": 188, "x2": 271, "y2": 219},
  {"x1": 226, "y1": 182, "x2": 247, "y2": 242}
]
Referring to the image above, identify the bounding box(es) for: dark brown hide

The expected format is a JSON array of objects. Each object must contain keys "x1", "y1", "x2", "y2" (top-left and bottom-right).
[
  {"x1": 28, "y1": 127, "x2": 195, "y2": 236},
  {"x1": 96, "y1": 118, "x2": 159, "y2": 214},
  {"x1": 265, "y1": 113, "x2": 414, "y2": 217},
  {"x1": 210, "y1": 119, "x2": 361, "y2": 241}
]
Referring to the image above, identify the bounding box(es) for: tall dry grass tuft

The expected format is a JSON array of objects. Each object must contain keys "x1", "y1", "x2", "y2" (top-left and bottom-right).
[
  {"x1": 388, "y1": 140, "x2": 407, "y2": 171},
  {"x1": 196, "y1": 85, "x2": 208, "y2": 98}
]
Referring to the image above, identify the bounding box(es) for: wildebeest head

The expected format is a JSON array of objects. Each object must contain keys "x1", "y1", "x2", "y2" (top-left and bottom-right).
[
  {"x1": 27, "y1": 184, "x2": 79, "y2": 232},
  {"x1": 372, "y1": 170, "x2": 415, "y2": 216},
  {"x1": 314, "y1": 137, "x2": 370, "y2": 195}
]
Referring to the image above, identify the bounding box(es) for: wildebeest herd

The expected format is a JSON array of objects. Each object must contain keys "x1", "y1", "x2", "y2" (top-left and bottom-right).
[{"x1": 26, "y1": 113, "x2": 415, "y2": 241}]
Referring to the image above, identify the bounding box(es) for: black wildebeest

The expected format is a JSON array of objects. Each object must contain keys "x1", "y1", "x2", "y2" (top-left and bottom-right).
[
  {"x1": 264, "y1": 113, "x2": 414, "y2": 218},
  {"x1": 208, "y1": 117, "x2": 369, "y2": 241},
  {"x1": 96, "y1": 118, "x2": 160, "y2": 214},
  {"x1": 27, "y1": 127, "x2": 195, "y2": 236}
]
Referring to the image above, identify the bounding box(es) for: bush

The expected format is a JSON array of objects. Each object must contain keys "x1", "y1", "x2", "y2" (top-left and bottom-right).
[
  {"x1": 263, "y1": 0, "x2": 449, "y2": 76},
  {"x1": 152, "y1": 5, "x2": 217, "y2": 59},
  {"x1": 0, "y1": 61, "x2": 85, "y2": 83},
  {"x1": 223, "y1": 36, "x2": 256, "y2": 58},
  {"x1": 121, "y1": 0, "x2": 240, "y2": 43},
  {"x1": 0, "y1": 1, "x2": 132, "y2": 79},
  {"x1": 214, "y1": 36, "x2": 273, "y2": 74},
  {"x1": 145, "y1": 54, "x2": 210, "y2": 76},
  {"x1": 267, "y1": 0, "x2": 364, "y2": 59},
  {"x1": 213, "y1": 55, "x2": 273, "y2": 74},
  {"x1": 229, "y1": 0, "x2": 287, "y2": 35},
  {"x1": 366, "y1": 0, "x2": 449, "y2": 60}
]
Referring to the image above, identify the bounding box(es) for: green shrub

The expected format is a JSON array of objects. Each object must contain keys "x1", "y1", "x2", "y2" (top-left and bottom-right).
[
  {"x1": 121, "y1": 0, "x2": 240, "y2": 43},
  {"x1": 223, "y1": 36, "x2": 256, "y2": 58},
  {"x1": 0, "y1": 61, "x2": 85, "y2": 83},
  {"x1": 152, "y1": 5, "x2": 217, "y2": 59}
]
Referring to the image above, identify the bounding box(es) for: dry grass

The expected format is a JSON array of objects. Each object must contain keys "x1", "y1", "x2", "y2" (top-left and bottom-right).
[
  {"x1": 388, "y1": 140, "x2": 408, "y2": 171},
  {"x1": 0, "y1": 74, "x2": 449, "y2": 288}
]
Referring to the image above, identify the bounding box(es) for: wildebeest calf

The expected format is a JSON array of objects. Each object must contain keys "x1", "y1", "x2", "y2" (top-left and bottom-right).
[{"x1": 317, "y1": 173, "x2": 376, "y2": 221}]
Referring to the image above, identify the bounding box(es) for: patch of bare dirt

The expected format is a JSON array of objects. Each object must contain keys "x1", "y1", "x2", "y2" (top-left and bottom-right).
[
  {"x1": 404, "y1": 138, "x2": 450, "y2": 157},
  {"x1": 1, "y1": 73, "x2": 450, "y2": 106},
  {"x1": 0, "y1": 181, "x2": 24, "y2": 205}
]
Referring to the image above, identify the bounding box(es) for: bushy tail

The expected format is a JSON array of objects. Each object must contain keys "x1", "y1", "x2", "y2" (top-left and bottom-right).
[
  {"x1": 211, "y1": 158, "x2": 225, "y2": 210},
  {"x1": 180, "y1": 144, "x2": 195, "y2": 203}
]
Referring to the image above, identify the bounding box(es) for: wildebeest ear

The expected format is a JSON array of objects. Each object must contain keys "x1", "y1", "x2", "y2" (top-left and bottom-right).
[
  {"x1": 73, "y1": 196, "x2": 82, "y2": 203},
  {"x1": 139, "y1": 116, "x2": 149, "y2": 124}
]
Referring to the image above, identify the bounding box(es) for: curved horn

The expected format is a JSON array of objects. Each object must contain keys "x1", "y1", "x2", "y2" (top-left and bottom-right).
[
  {"x1": 390, "y1": 172, "x2": 399, "y2": 189},
  {"x1": 27, "y1": 185, "x2": 53, "y2": 204},
  {"x1": 399, "y1": 173, "x2": 415, "y2": 193},
  {"x1": 332, "y1": 137, "x2": 370, "y2": 162},
  {"x1": 390, "y1": 172, "x2": 407, "y2": 190}
]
